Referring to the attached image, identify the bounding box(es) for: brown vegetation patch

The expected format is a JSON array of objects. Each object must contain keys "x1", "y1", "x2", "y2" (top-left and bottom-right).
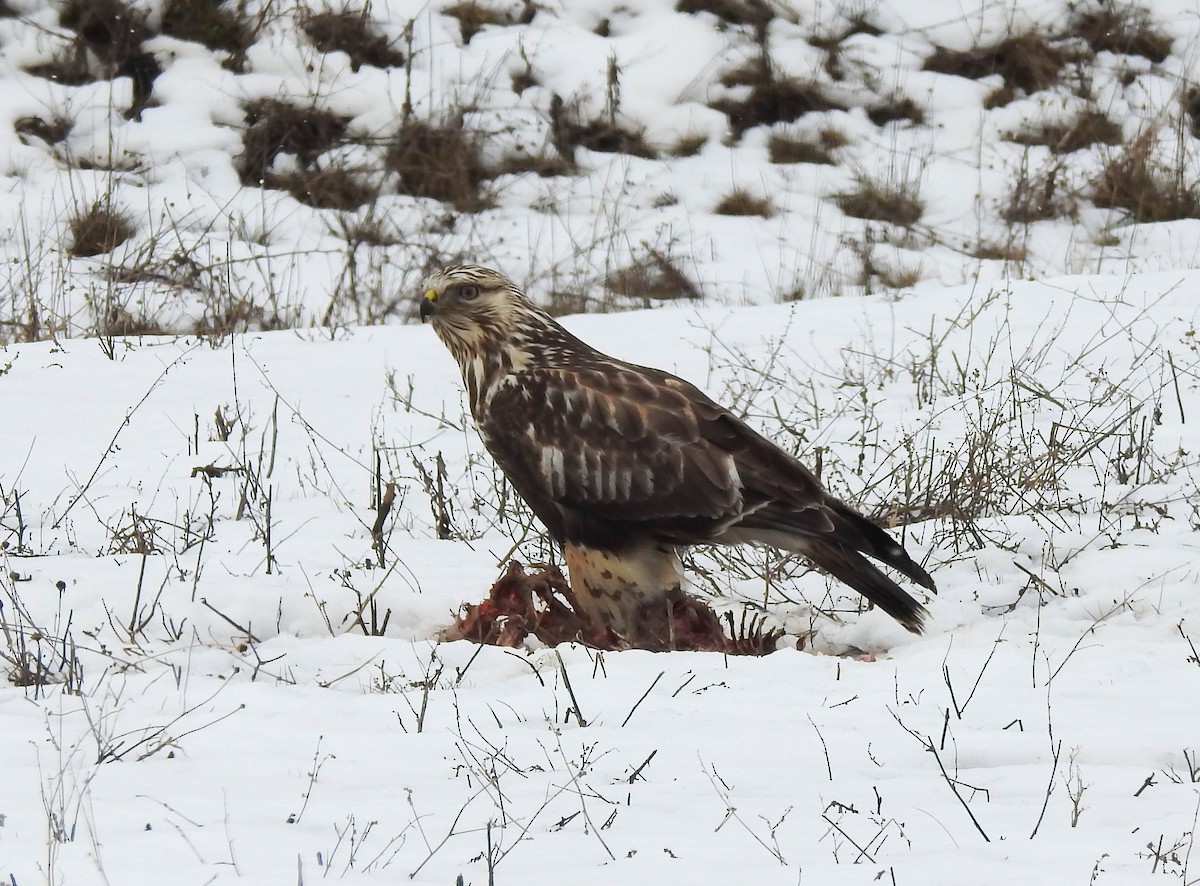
[
  {"x1": 675, "y1": 0, "x2": 772, "y2": 27},
  {"x1": 495, "y1": 152, "x2": 572, "y2": 178},
  {"x1": 549, "y1": 94, "x2": 657, "y2": 162},
  {"x1": 25, "y1": 54, "x2": 95, "y2": 86},
  {"x1": 60, "y1": 0, "x2": 151, "y2": 67},
  {"x1": 14, "y1": 116, "x2": 72, "y2": 146},
  {"x1": 281, "y1": 166, "x2": 378, "y2": 211},
  {"x1": 670, "y1": 133, "x2": 708, "y2": 157},
  {"x1": 835, "y1": 177, "x2": 924, "y2": 227},
  {"x1": 1092, "y1": 130, "x2": 1200, "y2": 222},
  {"x1": 386, "y1": 119, "x2": 490, "y2": 211},
  {"x1": 238, "y1": 99, "x2": 350, "y2": 186},
  {"x1": 713, "y1": 78, "x2": 847, "y2": 140},
  {"x1": 299, "y1": 8, "x2": 406, "y2": 70},
  {"x1": 605, "y1": 250, "x2": 703, "y2": 303},
  {"x1": 867, "y1": 96, "x2": 925, "y2": 126},
  {"x1": 1185, "y1": 87, "x2": 1200, "y2": 139},
  {"x1": 68, "y1": 201, "x2": 136, "y2": 258},
  {"x1": 442, "y1": 1, "x2": 535, "y2": 44},
  {"x1": 1002, "y1": 162, "x2": 1075, "y2": 224},
  {"x1": 97, "y1": 306, "x2": 173, "y2": 338},
  {"x1": 162, "y1": 0, "x2": 256, "y2": 67},
  {"x1": 1071, "y1": 4, "x2": 1172, "y2": 62},
  {"x1": 924, "y1": 33, "x2": 1074, "y2": 95},
  {"x1": 714, "y1": 188, "x2": 774, "y2": 217},
  {"x1": 1007, "y1": 109, "x2": 1123, "y2": 154},
  {"x1": 972, "y1": 241, "x2": 1028, "y2": 262},
  {"x1": 809, "y1": 14, "x2": 884, "y2": 51},
  {"x1": 768, "y1": 128, "x2": 845, "y2": 165}
]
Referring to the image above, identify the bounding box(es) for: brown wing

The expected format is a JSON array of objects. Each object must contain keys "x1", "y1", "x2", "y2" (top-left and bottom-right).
[{"x1": 480, "y1": 364, "x2": 750, "y2": 549}]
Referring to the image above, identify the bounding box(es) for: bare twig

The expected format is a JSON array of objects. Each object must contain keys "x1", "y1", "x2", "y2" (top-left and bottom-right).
[{"x1": 890, "y1": 708, "x2": 990, "y2": 842}]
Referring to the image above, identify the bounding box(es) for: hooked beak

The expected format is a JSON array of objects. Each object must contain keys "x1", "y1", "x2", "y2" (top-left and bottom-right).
[{"x1": 419, "y1": 289, "x2": 438, "y2": 322}]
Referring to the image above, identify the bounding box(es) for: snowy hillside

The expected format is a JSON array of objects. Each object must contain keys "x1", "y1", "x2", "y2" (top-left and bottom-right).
[{"x1": 3, "y1": 0, "x2": 1200, "y2": 883}]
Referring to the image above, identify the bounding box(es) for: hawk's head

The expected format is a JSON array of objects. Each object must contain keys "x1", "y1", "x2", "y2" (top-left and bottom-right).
[
  {"x1": 419, "y1": 265, "x2": 534, "y2": 356},
  {"x1": 421, "y1": 265, "x2": 598, "y2": 402},
  {"x1": 421, "y1": 265, "x2": 566, "y2": 406}
]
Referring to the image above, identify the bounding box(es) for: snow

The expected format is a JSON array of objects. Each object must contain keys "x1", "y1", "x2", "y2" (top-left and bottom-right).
[{"x1": 3, "y1": 0, "x2": 1200, "y2": 883}]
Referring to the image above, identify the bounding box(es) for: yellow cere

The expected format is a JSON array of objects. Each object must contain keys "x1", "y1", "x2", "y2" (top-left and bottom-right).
[{"x1": 425, "y1": 288, "x2": 438, "y2": 302}]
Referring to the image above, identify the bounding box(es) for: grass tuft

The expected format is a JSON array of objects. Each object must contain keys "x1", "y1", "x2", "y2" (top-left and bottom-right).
[
  {"x1": 714, "y1": 188, "x2": 774, "y2": 217},
  {"x1": 670, "y1": 133, "x2": 708, "y2": 158},
  {"x1": 1007, "y1": 110, "x2": 1123, "y2": 154},
  {"x1": 442, "y1": 1, "x2": 534, "y2": 44},
  {"x1": 300, "y1": 7, "x2": 406, "y2": 70},
  {"x1": 386, "y1": 119, "x2": 490, "y2": 211},
  {"x1": 14, "y1": 116, "x2": 72, "y2": 146},
  {"x1": 237, "y1": 100, "x2": 350, "y2": 186},
  {"x1": 768, "y1": 128, "x2": 845, "y2": 165},
  {"x1": 867, "y1": 95, "x2": 925, "y2": 127},
  {"x1": 1070, "y1": 3, "x2": 1173, "y2": 63},
  {"x1": 924, "y1": 33, "x2": 1074, "y2": 97},
  {"x1": 549, "y1": 94, "x2": 657, "y2": 162},
  {"x1": 161, "y1": 0, "x2": 256, "y2": 66},
  {"x1": 604, "y1": 250, "x2": 702, "y2": 303},
  {"x1": 1002, "y1": 159, "x2": 1075, "y2": 224},
  {"x1": 675, "y1": 0, "x2": 772, "y2": 27},
  {"x1": 1092, "y1": 129, "x2": 1200, "y2": 222},
  {"x1": 714, "y1": 77, "x2": 845, "y2": 140},
  {"x1": 835, "y1": 174, "x2": 923, "y2": 227},
  {"x1": 68, "y1": 201, "x2": 136, "y2": 258},
  {"x1": 281, "y1": 165, "x2": 378, "y2": 211}
]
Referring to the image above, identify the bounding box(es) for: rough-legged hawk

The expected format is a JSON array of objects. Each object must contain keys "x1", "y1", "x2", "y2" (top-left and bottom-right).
[{"x1": 421, "y1": 265, "x2": 935, "y2": 643}]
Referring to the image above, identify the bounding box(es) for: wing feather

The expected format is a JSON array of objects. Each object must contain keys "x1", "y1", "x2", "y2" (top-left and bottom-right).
[{"x1": 481, "y1": 366, "x2": 744, "y2": 544}]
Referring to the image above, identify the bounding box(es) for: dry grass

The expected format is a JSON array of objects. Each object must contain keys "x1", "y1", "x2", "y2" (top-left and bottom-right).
[
  {"x1": 549, "y1": 95, "x2": 657, "y2": 163},
  {"x1": 675, "y1": 0, "x2": 772, "y2": 27},
  {"x1": 162, "y1": 0, "x2": 257, "y2": 66},
  {"x1": 713, "y1": 77, "x2": 845, "y2": 140},
  {"x1": 867, "y1": 96, "x2": 924, "y2": 127},
  {"x1": 281, "y1": 165, "x2": 377, "y2": 211},
  {"x1": 442, "y1": 1, "x2": 534, "y2": 43},
  {"x1": 237, "y1": 100, "x2": 350, "y2": 186},
  {"x1": 1070, "y1": 3, "x2": 1172, "y2": 63},
  {"x1": 714, "y1": 188, "x2": 774, "y2": 217},
  {"x1": 386, "y1": 119, "x2": 490, "y2": 211},
  {"x1": 1007, "y1": 110, "x2": 1123, "y2": 154},
  {"x1": 1184, "y1": 87, "x2": 1200, "y2": 139},
  {"x1": 24, "y1": 54, "x2": 94, "y2": 86},
  {"x1": 924, "y1": 33, "x2": 1074, "y2": 98},
  {"x1": 604, "y1": 250, "x2": 702, "y2": 303},
  {"x1": 768, "y1": 129, "x2": 845, "y2": 165},
  {"x1": 14, "y1": 116, "x2": 72, "y2": 146},
  {"x1": 971, "y1": 241, "x2": 1028, "y2": 263},
  {"x1": 300, "y1": 7, "x2": 406, "y2": 70},
  {"x1": 835, "y1": 174, "x2": 923, "y2": 227},
  {"x1": 68, "y1": 201, "x2": 136, "y2": 258},
  {"x1": 1002, "y1": 160, "x2": 1076, "y2": 224},
  {"x1": 670, "y1": 133, "x2": 708, "y2": 158},
  {"x1": 1092, "y1": 129, "x2": 1200, "y2": 222}
]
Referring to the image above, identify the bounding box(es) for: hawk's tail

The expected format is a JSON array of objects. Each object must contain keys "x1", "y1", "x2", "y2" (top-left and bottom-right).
[
  {"x1": 790, "y1": 536, "x2": 930, "y2": 634},
  {"x1": 738, "y1": 502, "x2": 935, "y2": 634}
]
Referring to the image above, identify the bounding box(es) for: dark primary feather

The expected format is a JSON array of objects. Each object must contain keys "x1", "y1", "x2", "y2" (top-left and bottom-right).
[{"x1": 423, "y1": 265, "x2": 936, "y2": 634}]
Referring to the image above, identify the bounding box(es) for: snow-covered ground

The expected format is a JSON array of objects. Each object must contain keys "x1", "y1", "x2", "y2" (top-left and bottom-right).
[{"x1": 3, "y1": 0, "x2": 1200, "y2": 883}]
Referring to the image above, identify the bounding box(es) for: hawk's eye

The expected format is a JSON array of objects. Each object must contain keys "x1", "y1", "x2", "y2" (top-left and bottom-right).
[{"x1": 458, "y1": 284, "x2": 480, "y2": 301}]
